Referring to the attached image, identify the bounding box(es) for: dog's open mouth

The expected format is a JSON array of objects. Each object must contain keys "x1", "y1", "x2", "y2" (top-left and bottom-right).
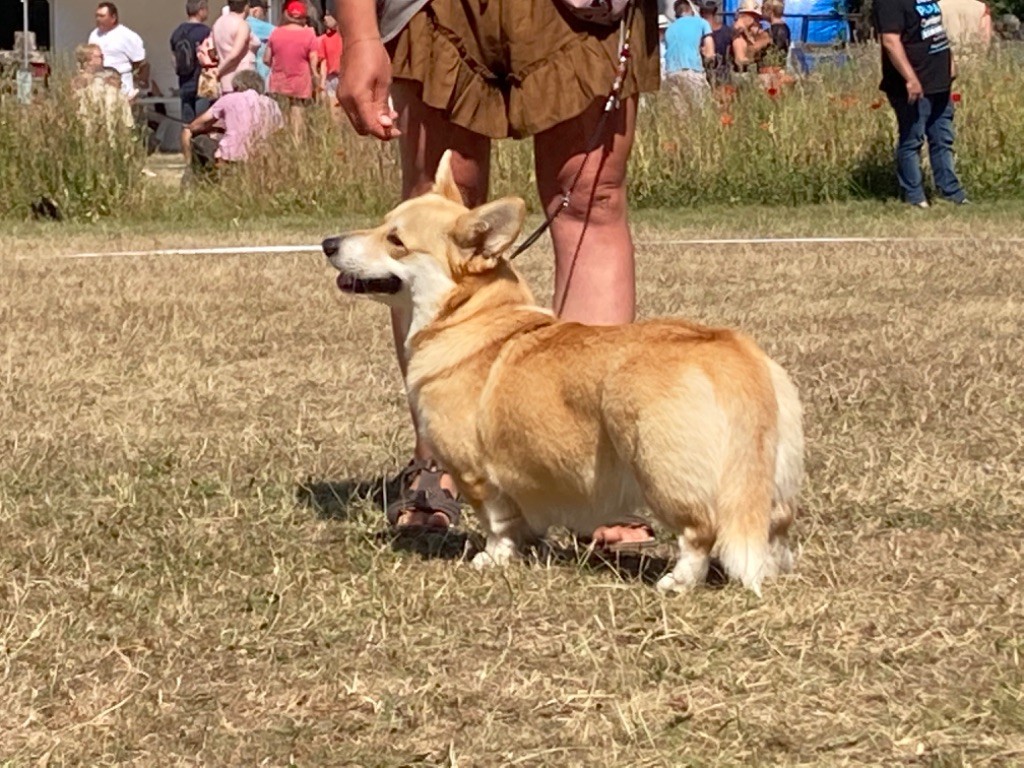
[{"x1": 336, "y1": 273, "x2": 403, "y2": 295}]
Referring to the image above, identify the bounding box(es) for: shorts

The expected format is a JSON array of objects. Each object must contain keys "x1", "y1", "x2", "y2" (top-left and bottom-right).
[
  {"x1": 663, "y1": 69, "x2": 710, "y2": 108},
  {"x1": 387, "y1": 0, "x2": 660, "y2": 139},
  {"x1": 180, "y1": 93, "x2": 212, "y2": 123},
  {"x1": 324, "y1": 73, "x2": 339, "y2": 100}
]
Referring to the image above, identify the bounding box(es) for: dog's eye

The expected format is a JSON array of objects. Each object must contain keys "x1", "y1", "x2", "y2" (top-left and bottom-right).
[{"x1": 386, "y1": 231, "x2": 405, "y2": 249}]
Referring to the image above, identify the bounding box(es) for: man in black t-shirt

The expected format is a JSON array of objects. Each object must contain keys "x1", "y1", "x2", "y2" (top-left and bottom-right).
[
  {"x1": 874, "y1": 0, "x2": 968, "y2": 206},
  {"x1": 170, "y1": 0, "x2": 212, "y2": 164},
  {"x1": 699, "y1": 0, "x2": 734, "y2": 84}
]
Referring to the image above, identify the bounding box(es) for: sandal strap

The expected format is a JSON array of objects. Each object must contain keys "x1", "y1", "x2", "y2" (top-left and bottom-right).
[{"x1": 386, "y1": 460, "x2": 462, "y2": 528}]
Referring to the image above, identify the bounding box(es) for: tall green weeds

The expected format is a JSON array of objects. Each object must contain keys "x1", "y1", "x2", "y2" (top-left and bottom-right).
[
  {"x1": 2, "y1": 45, "x2": 1023, "y2": 222},
  {"x1": 0, "y1": 81, "x2": 146, "y2": 220}
]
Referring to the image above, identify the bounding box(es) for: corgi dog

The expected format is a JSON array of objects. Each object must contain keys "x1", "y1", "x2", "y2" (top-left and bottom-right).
[{"x1": 323, "y1": 152, "x2": 803, "y2": 595}]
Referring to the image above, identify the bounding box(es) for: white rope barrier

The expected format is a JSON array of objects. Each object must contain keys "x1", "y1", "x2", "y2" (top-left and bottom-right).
[{"x1": 15, "y1": 235, "x2": 1024, "y2": 262}]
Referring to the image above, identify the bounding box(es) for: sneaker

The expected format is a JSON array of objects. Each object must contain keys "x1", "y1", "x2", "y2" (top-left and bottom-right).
[{"x1": 911, "y1": 200, "x2": 930, "y2": 209}]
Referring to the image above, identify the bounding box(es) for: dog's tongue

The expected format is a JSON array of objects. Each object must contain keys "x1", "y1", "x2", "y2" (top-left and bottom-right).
[{"x1": 336, "y1": 273, "x2": 356, "y2": 292}]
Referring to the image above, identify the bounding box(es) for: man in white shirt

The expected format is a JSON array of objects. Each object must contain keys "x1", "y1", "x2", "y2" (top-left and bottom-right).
[{"x1": 88, "y1": 2, "x2": 149, "y2": 97}]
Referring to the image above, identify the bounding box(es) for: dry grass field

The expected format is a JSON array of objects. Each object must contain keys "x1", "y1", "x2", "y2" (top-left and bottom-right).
[{"x1": 1, "y1": 203, "x2": 1023, "y2": 767}]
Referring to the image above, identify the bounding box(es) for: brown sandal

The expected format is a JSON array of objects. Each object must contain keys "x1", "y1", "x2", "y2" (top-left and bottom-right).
[{"x1": 386, "y1": 459, "x2": 463, "y2": 529}]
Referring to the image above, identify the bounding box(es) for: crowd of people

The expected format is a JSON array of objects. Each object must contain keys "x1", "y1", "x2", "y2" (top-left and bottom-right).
[
  {"x1": 67, "y1": 0, "x2": 995, "y2": 188},
  {"x1": 659, "y1": 0, "x2": 794, "y2": 107},
  {"x1": 658, "y1": 0, "x2": 990, "y2": 106},
  {"x1": 71, "y1": 0, "x2": 345, "y2": 171}
]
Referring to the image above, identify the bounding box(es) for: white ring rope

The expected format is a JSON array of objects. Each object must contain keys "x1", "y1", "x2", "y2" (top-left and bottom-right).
[{"x1": 15, "y1": 235, "x2": 1024, "y2": 261}]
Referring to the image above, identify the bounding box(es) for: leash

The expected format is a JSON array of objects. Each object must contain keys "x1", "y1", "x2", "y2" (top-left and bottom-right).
[{"x1": 508, "y1": 1, "x2": 637, "y2": 276}]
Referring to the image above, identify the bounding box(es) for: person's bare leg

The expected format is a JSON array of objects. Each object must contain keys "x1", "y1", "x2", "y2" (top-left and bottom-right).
[
  {"x1": 534, "y1": 96, "x2": 637, "y2": 325},
  {"x1": 534, "y1": 95, "x2": 650, "y2": 547},
  {"x1": 290, "y1": 103, "x2": 305, "y2": 141},
  {"x1": 389, "y1": 80, "x2": 491, "y2": 528},
  {"x1": 181, "y1": 126, "x2": 193, "y2": 166}
]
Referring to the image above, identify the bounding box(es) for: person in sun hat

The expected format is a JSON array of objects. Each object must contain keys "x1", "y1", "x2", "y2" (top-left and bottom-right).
[
  {"x1": 265, "y1": 0, "x2": 319, "y2": 137},
  {"x1": 731, "y1": 0, "x2": 770, "y2": 72}
]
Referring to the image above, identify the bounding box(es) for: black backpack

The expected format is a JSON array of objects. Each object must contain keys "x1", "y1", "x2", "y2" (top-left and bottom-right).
[{"x1": 173, "y1": 31, "x2": 199, "y2": 78}]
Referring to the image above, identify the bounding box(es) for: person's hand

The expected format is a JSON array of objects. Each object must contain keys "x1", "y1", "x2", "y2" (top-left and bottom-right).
[
  {"x1": 906, "y1": 77, "x2": 923, "y2": 103},
  {"x1": 337, "y1": 38, "x2": 399, "y2": 140}
]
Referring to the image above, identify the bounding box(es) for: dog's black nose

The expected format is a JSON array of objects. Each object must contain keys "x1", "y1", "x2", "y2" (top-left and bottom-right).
[{"x1": 322, "y1": 237, "x2": 341, "y2": 258}]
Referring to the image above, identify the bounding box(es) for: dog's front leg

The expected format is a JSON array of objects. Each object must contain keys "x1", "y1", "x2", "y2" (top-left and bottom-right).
[{"x1": 471, "y1": 494, "x2": 532, "y2": 569}]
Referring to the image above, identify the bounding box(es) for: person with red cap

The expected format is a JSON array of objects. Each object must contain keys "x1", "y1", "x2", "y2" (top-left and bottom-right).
[{"x1": 265, "y1": 0, "x2": 319, "y2": 138}]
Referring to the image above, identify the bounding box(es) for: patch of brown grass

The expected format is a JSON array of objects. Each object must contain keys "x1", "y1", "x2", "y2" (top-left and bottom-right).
[{"x1": 1, "y1": 205, "x2": 1023, "y2": 766}]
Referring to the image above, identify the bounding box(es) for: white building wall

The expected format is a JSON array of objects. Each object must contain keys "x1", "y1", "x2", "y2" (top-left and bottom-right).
[{"x1": 52, "y1": 0, "x2": 228, "y2": 96}]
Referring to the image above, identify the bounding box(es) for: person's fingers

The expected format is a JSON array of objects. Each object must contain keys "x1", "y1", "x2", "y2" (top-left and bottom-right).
[{"x1": 349, "y1": 105, "x2": 400, "y2": 140}]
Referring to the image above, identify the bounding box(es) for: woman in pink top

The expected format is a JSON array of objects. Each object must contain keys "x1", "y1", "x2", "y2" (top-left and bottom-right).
[
  {"x1": 265, "y1": 0, "x2": 319, "y2": 138},
  {"x1": 211, "y1": 0, "x2": 258, "y2": 94}
]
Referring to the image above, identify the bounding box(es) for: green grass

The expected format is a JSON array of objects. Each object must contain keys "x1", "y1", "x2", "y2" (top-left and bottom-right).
[
  {"x1": 4, "y1": 45, "x2": 1024, "y2": 223},
  {"x1": 2, "y1": 203, "x2": 1023, "y2": 765}
]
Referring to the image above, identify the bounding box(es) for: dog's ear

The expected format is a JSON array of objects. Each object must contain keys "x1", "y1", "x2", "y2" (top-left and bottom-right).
[
  {"x1": 453, "y1": 198, "x2": 526, "y2": 269},
  {"x1": 432, "y1": 150, "x2": 465, "y2": 206}
]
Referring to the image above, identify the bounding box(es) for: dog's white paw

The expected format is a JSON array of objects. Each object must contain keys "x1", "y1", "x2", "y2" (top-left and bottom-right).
[
  {"x1": 657, "y1": 543, "x2": 709, "y2": 593},
  {"x1": 472, "y1": 551, "x2": 500, "y2": 569},
  {"x1": 656, "y1": 573, "x2": 693, "y2": 593},
  {"x1": 472, "y1": 539, "x2": 516, "y2": 569}
]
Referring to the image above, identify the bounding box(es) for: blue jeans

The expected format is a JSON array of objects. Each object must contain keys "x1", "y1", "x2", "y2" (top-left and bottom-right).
[
  {"x1": 887, "y1": 91, "x2": 966, "y2": 204},
  {"x1": 180, "y1": 93, "x2": 212, "y2": 124}
]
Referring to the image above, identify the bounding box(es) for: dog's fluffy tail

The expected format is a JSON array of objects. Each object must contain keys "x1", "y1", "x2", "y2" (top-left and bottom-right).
[
  {"x1": 714, "y1": 419, "x2": 776, "y2": 597},
  {"x1": 716, "y1": 511, "x2": 773, "y2": 597}
]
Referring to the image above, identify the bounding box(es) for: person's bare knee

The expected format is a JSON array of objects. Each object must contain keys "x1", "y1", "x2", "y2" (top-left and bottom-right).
[
  {"x1": 534, "y1": 97, "x2": 636, "y2": 213},
  {"x1": 562, "y1": 174, "x2": 628, "y2": 227}
]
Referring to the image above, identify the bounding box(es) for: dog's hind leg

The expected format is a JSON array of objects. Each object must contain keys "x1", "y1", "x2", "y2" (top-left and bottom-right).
[
  {"x1": 471, "y1": 494, "x2": 536, "y2": 569},
  {"x1": 656, "y1": 523, "x2": 714, "y2": 593},
  {"x1": 633, "y1": 465, "x2": 716, "y2": 592}
]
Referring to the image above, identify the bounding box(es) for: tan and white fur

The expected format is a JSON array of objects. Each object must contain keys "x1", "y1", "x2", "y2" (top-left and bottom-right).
[{"x1": 323, "y1": 152, "x2": 803, "y2": 595}]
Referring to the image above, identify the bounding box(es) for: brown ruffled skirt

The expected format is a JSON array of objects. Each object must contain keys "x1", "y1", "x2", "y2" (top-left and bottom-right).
[{"x1": 387, "y1": 0, "x2": 660, "y2": 139}]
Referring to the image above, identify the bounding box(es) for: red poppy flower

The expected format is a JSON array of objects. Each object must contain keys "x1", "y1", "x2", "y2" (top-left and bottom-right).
[
  {"x1": 720, "y1": 113, "x2": 734, "y2": 126},
  {"x1": 952, "y1": 92, "x2": 962, "y2": 103},
  {"x1": 870, "y1": 99, "x2": 884, "y2": 110},
  {"x1": 767, "y1": 87, "x2": 779, "y2": 98}
]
